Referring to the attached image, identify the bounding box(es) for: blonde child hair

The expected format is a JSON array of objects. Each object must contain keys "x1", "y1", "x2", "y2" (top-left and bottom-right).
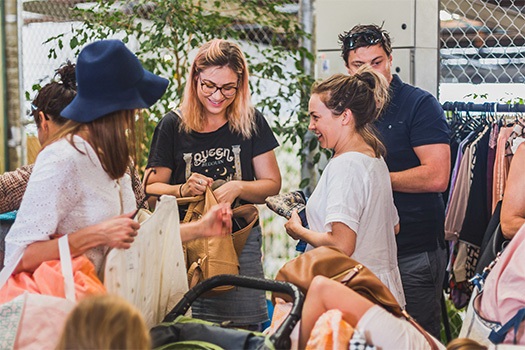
[{"x1": 56, "y1": 294, "x2": 150, "y2": 350}]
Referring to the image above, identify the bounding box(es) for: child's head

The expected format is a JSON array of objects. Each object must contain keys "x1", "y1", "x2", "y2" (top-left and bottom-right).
[{"x1": 56, "y1": 294, "x2": 150, "y2": 350}]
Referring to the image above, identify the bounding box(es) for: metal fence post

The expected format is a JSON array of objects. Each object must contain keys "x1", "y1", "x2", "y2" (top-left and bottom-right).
[{"x1": 299, "y1": 0, "x2": 317, "y2": 197}]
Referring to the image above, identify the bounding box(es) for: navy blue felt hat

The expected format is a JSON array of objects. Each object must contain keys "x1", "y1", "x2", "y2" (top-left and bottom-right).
[{"x1": 61, "y1": 40, "x2": 168, "y2": 122}]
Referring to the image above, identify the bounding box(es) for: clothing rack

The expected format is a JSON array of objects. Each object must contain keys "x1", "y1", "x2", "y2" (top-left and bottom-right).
[{"x1": 442, "y1": 101, "x2": 525, "y2": 113}]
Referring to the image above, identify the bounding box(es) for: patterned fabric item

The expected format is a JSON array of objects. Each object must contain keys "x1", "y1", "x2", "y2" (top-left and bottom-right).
[
  {"x1": 0, "y1": 295, "x2": 24, "y2": 349},
  {"x1": 104, "y1": 195, "x2": 187, "y2": 328},
  {"x1": 0, "y1": 162, "x2": 146, "y2": 215},
  {"x1": 265, "y1": 191, "x2": 306, "y2": 219},
  {"x1": 0, "y1": 164, "x2": 33, "y2": 214},
  {"x1": 127, "y1": 162, "x2": 149, "y2": 210},
  {"x1": 349, "y1": 329, "x2": 377, "y2": 350},
  {"x1": 0, "y1": 292, "x2": 75, "y2": 350}
]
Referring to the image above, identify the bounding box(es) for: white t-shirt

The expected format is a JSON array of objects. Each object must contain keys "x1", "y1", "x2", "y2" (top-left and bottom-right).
[
  {"x1": 306, "y1": 152, "x2": 405, "y2": 307},
  {"x1": 5, "y1": 135, "x2": 135, "y2": 272},
  {"x1": 357, "y1": 305, "x2": 446, "y2": 349}
]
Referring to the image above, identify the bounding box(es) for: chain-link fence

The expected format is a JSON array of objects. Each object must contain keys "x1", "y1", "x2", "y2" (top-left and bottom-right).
[
  {"x1": 440, "y1": 0, "x2": 525, "y2": 84},
  {"x1": 20, "y1": 0, "x2": 302, "y2": 276},
  {"x1": 18, "y1": 0, "x2": 522, "y2": 343}
]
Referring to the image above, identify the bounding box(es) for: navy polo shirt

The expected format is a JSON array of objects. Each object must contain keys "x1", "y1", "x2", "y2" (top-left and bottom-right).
[{"x1": 375, "y1": 75, "x2": 450, "y2": 256}]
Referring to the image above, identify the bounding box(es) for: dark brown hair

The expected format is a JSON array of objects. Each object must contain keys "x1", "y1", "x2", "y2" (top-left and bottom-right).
[
  {"x1": 32, "y1": 61, "x2": 76, "y2": 128},
  {"x1": 311, "y1": 66, "x2": 389, "y2": 157},
  {"x1": 46, "y1": 109, "x2": 137, "y2": 180},
  {"x1": 338, "y1": 24, "x2": 392, "y2": 66}
]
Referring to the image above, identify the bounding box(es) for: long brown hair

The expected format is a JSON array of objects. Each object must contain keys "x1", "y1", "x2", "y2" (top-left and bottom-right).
[
  {"x1": 180, "y1": 39, "x2": 255, "y2": 139},
  {"x1": 311, "y1": 66, "x2": 389, "y2": 158},
  {"x1": 44, "y1": 109, "x2": 137, "y2": 179}
]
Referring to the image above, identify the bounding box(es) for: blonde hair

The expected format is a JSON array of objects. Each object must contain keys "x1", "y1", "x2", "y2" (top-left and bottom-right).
[
  {"x1": 311, "y1": 66, "x2": 390, "y2": 158},
  {"x1": 43, "y1": 109, "x2": 138, "y2": 179},
  {"x1": 180, "y1": 39, "x2": 255, "y2": 139},
  {"x1": 56, "y1": 294, "x2": 150, "y2": 350}
]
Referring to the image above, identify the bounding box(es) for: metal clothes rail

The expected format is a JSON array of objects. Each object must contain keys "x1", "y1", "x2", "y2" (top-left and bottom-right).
[{"x1": 442, "y1": 102, "x2": 525, "y2": 113}]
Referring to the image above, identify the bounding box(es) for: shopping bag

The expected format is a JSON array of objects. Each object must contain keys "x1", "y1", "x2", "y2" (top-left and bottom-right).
[
  {"x1": 458, "y1": 289, "x2": 494, "y2": 346},
  {"x1": 179, "y1": 187, "x2": 239, "y2": 294},
  {"x1": 104, "y1": 195, "x2": 188, "y2": 328},
  {"x1": 0, "y1": 235, "x2": 81, "y2": 350}
]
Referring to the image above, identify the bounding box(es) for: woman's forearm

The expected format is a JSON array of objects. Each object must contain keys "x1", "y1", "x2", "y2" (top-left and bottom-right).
[{"x1": 14, "y1": 229, "x2": 102, "y2": 274}]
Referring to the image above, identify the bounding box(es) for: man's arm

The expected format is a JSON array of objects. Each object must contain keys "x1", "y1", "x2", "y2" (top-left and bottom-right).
[
  {"x1": 0, "y1": 164, "x2": 34, "y2": 213},
  {"x1": 500, "y1": 143, "x2": 525, "y2": 239},
  {"x1": 390, "y1": 143, "x2": 450, "y2": 193}
]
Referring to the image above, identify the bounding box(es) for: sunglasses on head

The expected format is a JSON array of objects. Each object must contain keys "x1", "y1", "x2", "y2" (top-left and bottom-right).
[{"x1": 343, "y1": 30, "x2": 384, "y2": 50}]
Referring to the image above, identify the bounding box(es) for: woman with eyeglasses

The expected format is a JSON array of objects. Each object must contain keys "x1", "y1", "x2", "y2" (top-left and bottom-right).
[{"x1": 145, "y1": 38, "x2": 281, "y2": 329}]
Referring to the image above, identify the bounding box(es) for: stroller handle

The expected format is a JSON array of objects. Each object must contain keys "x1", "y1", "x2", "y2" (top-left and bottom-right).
[{"x1": 163, "y1": 274, "x2": 304, "y2": 350}]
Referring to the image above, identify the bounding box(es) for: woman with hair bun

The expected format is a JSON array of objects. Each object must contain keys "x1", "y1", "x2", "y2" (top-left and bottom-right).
[{"x1": 284, "y1": 67, "x2": 405, "y2": 307}]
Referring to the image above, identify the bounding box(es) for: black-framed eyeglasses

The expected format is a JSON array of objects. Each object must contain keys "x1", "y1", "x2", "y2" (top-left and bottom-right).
[
  {"x1": 199, "y1": 78, "x2": 238, "y2": 98},
  {"x1": 343, "y1": 30, "x2": 384, "y2": 51}
]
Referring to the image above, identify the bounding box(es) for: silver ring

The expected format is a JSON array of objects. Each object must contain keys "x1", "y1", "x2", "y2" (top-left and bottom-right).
[{"x1": 199, "y1": 180, "x2": 203, "y2": 185}]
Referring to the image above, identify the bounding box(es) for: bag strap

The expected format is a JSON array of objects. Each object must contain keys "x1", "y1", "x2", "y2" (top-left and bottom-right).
[
  {"x1": 470, "y1": 247, "x2": 505, "y2": 292},
  {"x1": 339, "y1": 267, "x2": 439, "y2": 350},
  {"x1": 58, "y1": 235, "x2": 76, "y2": 302},
  {"x1": 0, "y1": 236, "x2": 76, "y2": 302},
  {"x1": 0, "y1": 248, "x2": 24, "y2": 290},
  {"x1": 402, "y1": 311, "x2": 440, "y2": 350},
  {"x1": 488, "y1": 307, "x2": 525, "y2": 344}
]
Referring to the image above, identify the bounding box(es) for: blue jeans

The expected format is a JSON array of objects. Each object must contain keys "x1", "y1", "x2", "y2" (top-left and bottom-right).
[{"x1": 398, "y1": 247, "x2": 447, "y2": 339}]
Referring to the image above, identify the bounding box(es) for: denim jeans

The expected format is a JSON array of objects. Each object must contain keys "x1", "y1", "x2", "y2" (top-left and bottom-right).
[{"x1": 398, "y1": 246, "x2": 447, "y2": 339}]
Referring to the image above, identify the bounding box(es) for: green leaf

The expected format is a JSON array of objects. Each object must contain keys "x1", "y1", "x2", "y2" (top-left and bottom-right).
[
  {"x1": 70, "y1": 36, "x2": 78, "y2": 49},
  {"x1": 299, "y1": 178, "x2": 310, "y2": 188}
]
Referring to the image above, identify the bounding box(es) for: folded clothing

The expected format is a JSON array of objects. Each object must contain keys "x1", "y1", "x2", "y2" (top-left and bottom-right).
[{"x1": 265, "y1": 191, "x2": 306, "y2": 220}]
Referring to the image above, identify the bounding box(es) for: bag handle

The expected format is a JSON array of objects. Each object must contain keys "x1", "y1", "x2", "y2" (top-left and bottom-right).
[
  {"x1": 339, "y1": 264, "x2": 439, "y2": 350},
  {"x1": 489, "y1": 307, "x2": 525, "y2": 344},
  {"x1": 402, "y1": 311, "x2": 440, "y2": 350},
  {"x1": 58, "y1": 235, "x2": 76, "y2": 302},
  {"x1": 0, "y1": 236, "x2": 76, "y2": 302}
]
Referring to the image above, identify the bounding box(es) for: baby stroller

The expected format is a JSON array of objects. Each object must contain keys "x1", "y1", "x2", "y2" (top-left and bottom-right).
[{"x1": 150, "y1": 274, "x2": 303, "y2": 350}]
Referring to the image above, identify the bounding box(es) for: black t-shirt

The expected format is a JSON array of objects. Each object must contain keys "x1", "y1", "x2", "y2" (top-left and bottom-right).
[{"x1": 147, "y1": 109, "x2": 279, "y2": 195}]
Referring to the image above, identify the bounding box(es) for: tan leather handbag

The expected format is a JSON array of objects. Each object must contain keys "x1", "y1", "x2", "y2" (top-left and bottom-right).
[
  {"x1": 178, "y1": 186, "x2": 258, "y2": 294},
  {"x1": 274, "y1": 246, "x2": 439, "y2": 350}
]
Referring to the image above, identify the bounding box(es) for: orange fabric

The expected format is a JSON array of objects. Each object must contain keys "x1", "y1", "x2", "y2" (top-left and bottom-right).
[
  {"x1": 305, "y1": 309, "x2": 354, "y2": 350},
  {"x1": 0, "y1": 255, "x2": 106, "y2": 303},
  {"x1": 269, "y1": 299, "x2": 293, "y2": 332}
]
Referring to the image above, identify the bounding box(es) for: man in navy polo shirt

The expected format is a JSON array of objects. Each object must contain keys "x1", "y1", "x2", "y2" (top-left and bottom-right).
[{"x1": 339, "y1": 24, "x2": 451, "y2": 338}]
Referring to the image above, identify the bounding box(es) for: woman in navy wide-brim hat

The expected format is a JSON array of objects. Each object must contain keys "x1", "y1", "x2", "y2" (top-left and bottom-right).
[{"x1": 2, "y1": 39, "x2": 169, "y2": 277}]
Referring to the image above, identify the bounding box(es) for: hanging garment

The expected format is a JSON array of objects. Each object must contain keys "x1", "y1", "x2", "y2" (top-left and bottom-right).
[
  {"x1": 104, "y1": 195, "x2": 188, "y2": 328},
  {"x1": 492, "y1": 126, "x2": 514, "y2": 211},
  {"x1": 460, "y1": 127, "x2": 490, "y2": 246}
]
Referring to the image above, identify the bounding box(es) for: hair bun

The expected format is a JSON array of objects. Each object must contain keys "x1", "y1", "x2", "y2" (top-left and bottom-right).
[{"x1": 55, "y1": 61, "x2": 76, "y2": 90}]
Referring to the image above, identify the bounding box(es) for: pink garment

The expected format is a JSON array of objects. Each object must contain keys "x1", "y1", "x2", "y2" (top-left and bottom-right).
[
  {"x1": 479, "y1": 223, "x2": 525, "y2": 344},
  {"x1": 492, "y1": 127, "x2": 513, "y2": 212}
]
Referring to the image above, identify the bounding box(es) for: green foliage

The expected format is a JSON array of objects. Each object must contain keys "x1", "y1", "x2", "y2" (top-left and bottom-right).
[
  {"x1": 45, "y1": 0, "x2": 315, "y2": 179},
  {"x1": 441, "y1": 297, "x2": 464, "y2": 344}
]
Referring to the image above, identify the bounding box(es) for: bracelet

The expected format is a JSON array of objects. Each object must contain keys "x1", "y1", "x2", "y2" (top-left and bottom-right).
[{"x1": 179, "y1": 183, "x2": 185, "y2": 198}]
